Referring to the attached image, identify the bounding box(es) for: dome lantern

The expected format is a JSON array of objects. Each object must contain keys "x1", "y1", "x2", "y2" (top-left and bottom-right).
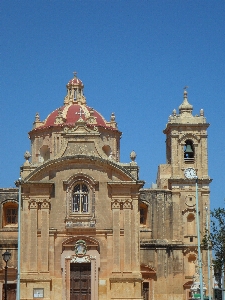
[{"x1": 64, "y1": 72, "x2": 86, "y2": 105}]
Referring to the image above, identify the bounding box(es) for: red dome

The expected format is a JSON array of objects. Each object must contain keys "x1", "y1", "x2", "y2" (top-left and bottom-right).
[
  {"x1": 43, "y1": 104, "x2": 111, "y2": 128},
  {"x1": 30, "y1": 74, "x2": 118, "y2": 133}
]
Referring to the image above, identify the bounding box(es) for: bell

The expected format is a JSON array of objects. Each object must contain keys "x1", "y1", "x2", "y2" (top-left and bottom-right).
[{"x1": 185, "y1": 144, "x2": 193, "y2": 153}]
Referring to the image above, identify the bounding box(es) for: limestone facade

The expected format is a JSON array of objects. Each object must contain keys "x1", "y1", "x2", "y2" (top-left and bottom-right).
[{"x1": 0, "y1": 75, "x2": 212, "y2": 300}]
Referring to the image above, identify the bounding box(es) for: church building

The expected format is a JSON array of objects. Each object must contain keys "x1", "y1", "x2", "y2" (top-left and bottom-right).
[{"x1": 0, "y1": 73, "x2": 211, "y2": 300}]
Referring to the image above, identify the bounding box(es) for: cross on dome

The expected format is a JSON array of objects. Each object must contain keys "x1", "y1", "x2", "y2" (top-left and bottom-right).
[{"x1": 75, "y1": 108, "x2": 85, "y2": 118}]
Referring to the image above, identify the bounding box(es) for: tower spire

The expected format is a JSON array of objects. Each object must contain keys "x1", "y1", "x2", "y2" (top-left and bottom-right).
[{"x1": 179, "y1": 87, "x2": 193, "y2": 115}]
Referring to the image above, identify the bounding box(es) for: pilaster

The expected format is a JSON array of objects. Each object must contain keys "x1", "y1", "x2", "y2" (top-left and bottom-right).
[
  {"x1": 111, "y1": 199, "x2": 121, "y2": 273},
  {"x1": 123, "y1": 200, "x2": 132, "y2": 271},
  {"x1": 40, "y1": 199, "x2": 50, "y2": 272},
  {"x1": 29, "y1": 199, "x2": 38, "y2": 271}
]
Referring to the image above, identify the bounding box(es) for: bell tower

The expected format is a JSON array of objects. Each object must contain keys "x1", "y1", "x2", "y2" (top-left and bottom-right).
[
  {"x1": 156, "y1": 89, "x2": 212, "y2": 298},
  {"x1": 163, "y1": 88, "x2": 210, "y2": 183}
]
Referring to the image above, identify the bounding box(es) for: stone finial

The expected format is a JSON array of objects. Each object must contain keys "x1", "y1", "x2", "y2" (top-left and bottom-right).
[
  {"x1": 200, "y1": 109, "x2": 204, "y2": 116},
  {"x1": 172, "y1": 109, "x2": 176, "y2": 116},
  {"x1": 109, "y1": 112, "x2": 117, "y2": 128},
  {"x1": 130, "y1": 150, "x2": 137, "y2": 162},
  {"x1": 33, "y1": 113, "x2": 43, "y2": 129},
  {"x1": 24, "y1": 151, "x2": 31, "y2": 166},
  {"x1": 35, "y1": 112, "x2": 40, "y2": 122},
  {"x1": 111, "y1": 112, "x2": 116, "y2": 122}
]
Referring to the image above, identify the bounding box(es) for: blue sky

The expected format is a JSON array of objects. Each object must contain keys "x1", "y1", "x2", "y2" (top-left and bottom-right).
[{"x1": 1, "y1": 0, "x2": 224, "y2": 211}]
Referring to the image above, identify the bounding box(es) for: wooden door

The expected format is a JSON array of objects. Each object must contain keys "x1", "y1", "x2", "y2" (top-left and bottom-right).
[{"x1": 70, "y1": 263, "x2": 91, "y2": 300}]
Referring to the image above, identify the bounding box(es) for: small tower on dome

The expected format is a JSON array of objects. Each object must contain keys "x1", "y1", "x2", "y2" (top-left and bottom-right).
[{"x1": 64, "y1": 72, "x2": 86, "y2": 105}]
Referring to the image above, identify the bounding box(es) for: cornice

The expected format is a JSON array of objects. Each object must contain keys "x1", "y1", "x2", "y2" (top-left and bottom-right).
[
  {"x1": 108, "y1": 180, "x2": 145, "y2": 187},
  {"x1": 22, "y1": 181, "x2": 54, "y2": 187},
  {"x1": 168, "y1": 178, "x2": 212, "y2": 184},
  {"x1": 24, "y1": 155, "x2": 138, "y2": 182}
]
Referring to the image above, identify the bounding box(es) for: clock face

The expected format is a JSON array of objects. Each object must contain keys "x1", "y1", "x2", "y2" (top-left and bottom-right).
[{"x1": 184, "y1": 168, "x2": 197, "y2": 179}]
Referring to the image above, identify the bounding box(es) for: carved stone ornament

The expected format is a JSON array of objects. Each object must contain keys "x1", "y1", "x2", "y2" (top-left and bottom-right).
[
  {"x1": 75, "y1": 240, "x2": 87, "y2": 256},
  {"x1": 28, "y1": 198, "x2": 51, "y2": 210},
  {"x1": 29, "y1": 200, "x2": 38, "y2": 209},
  {"x1": 185, "y1": 194, "x2": 196, "y2": 207},
  {"x1": 71, "y1": 255, "x2": 91, "y2": 263},
  {"x1": 111, "y1": 198, "x2": 132, "y2": 209},
  {"x1": 24, "y1": 151, "x2": 31, "y2": 161},
  {"x1": 123, "y1": 199, "x2": 132, "y2": 209}
]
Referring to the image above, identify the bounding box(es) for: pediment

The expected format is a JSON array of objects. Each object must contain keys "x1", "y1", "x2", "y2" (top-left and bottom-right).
[
  {"x1": 63, "y1": 120, "x2": 100, "y2": 136},
  {"x1": 24, "y1": 156, "x2": 135, "y2": 183}
]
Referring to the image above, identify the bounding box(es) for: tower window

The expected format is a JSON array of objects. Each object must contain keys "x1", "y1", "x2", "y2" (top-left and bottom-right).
[
  {"x1": 72, "y1": 183, "x2": 89, "y2": 213},
  {"x1": 184, "y1": 140, "x2": 194, "y2": 160}
]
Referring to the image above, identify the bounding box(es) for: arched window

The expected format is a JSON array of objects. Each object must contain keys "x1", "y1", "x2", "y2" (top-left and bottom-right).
[
  {"x1": 72, "y1": 183, "x2": 89, "y2": 213},
  {"x1": 184, "y1": 140, "x2": 194, "y2": 160}
]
